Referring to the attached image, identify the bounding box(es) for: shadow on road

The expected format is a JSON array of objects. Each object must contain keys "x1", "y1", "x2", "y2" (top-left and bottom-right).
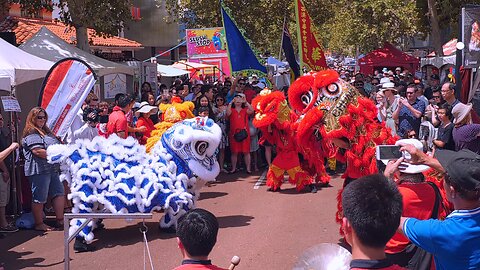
[
  {"x1": 1, "y1": 229, "x2": 64, "y2": 269},
  {"x1": 199, "y1": 191, "x2": 229, "y2": 201},
  {"x1": 217, "y1": 215, "x2": 254, "y2": 228},
  {"x1": 90, "y1": 221, "x2": 177, "y2": 251}
]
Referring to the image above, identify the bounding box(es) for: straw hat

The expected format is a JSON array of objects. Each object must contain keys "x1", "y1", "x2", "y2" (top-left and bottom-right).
[
  {"x1": 380, "y1": 82, "x2": 397, "y2": 93},
  {"x1": 452, "y1": 103, "x2": 473, "y2": 125}
]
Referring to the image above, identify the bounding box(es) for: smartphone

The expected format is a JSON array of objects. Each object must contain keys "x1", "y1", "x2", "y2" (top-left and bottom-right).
[{"x1": 376, "y1": 145, "x2": 403, "y2": 160}]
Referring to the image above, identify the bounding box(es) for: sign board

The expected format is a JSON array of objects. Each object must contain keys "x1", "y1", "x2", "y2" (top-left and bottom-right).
[
  {"x1": 104, "y1": 73, "x2": 127, "y2": 99},
  {"x1": 186, "y1": 28, "x2": 228, "y2": 59},
  {"x1": 463, "y1": 6, "x2": 480, "y2": 68},
  {"x1": 1, "y1": 96, "x2": 21, "y2": 112}
]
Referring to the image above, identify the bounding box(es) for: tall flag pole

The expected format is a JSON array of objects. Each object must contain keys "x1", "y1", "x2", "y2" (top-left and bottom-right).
[
  {"x1": 282, "y1": 19, "x2": 301, "y2": 79},
  {"x1": 294, "y1": 0, "x2": 327, "y2": 72},
  {"x1": 221, "y1": 1, "x2": 267, "y2": 78}
]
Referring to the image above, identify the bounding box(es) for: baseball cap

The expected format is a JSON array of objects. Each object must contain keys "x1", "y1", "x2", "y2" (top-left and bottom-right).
[
  {"x1": 234, "y1": 93, "x2": 246, "y2": 98},
  {"x1": 435, "y1": 149, "x2": 480, "y2": 190}
]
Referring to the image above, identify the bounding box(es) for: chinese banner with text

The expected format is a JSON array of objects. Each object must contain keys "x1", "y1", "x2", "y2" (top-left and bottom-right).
[{"x1": 295, "y1": 0, "x2": 327, "y2": 72}]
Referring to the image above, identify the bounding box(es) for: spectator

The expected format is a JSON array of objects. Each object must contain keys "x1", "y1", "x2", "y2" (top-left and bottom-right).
[
  {"x1": 141, "y1": 82, "x2": 152, "y2": 93},
  {"x1": 383, "y1": 139, "x2": 447, "y2": 268},
  {"x1": 452, "y1": 103, "x2": 480, "y2": 154},
  {"x1": 173, "y1": 208, "x2": 226, "y2": 270},
  {"x1": 141, "y1": 92, "x2": 159, "y2": 124},
  {"x1": 226, "y1": 93, "x2": 254, "y2": 174},
  {"x1": 397, "y1": 146, "x2": 480, "y2": 270},
  {"x1": 106, "y1": 94, "x2": 134, "y2": 139},
  {"x1": 0, "y1": 113, "x2": 19, "y2": 233},
  {"x1": 21, "y1": 107, "x2": 64, "y2": 231},
  {"x1": 248, "y1": 116, "x2": 260, "y2": 172},
  {"x1": 201, "y1": 85, "x2": 215, "y2": 103},
  {"x1": 97, "y1": 101, "x2": 109, "y2": 137},
  {"x1": 341, "y1": 174, "x2": 403, "y2": 270},
  {"x1": 197, "y1": 106, "x2": 210, "y2": 118},
  {"x1": 433, "y1": 103, "x2": 455, "y2": 151},
  {"x1": 195, "y1": 95, "x2": 214, "y2": 120},
  {"x1": 440, "y1": 82, "x2": 460, "y2": 108},
  {"x1": 375, "y1": 91, "x2": 386, "y2": 122},
  {"x1": 424, "y1": 74, "x2": 440, "y2": 100},
  {"x1": 379, "y1": 83, "x2": 400, "y2": 136},
  {"x1": 414, "y1": 84, "x2": 428, "y2": 108},
  {"x1": 66, "y1": 92, "x2": 99, "y2": 143},
  {"x1": 185, "y1": 84, "x2": 201, "y2": 102},
  {"x1": 393, "y1": 84, "x2": 426, "y2": 138},
  {"x1": 135, "y1": 101, "x2": 158, "y2": 145},
  {"x1": 213, "y1": 95, "x2": 229, "y2": 173},
  {"x1": 71, "y1": 107, "x2": 100, "y2": 141},
  {"x1": 226, "y1": 77, "x2": 247, "y2": 103}
]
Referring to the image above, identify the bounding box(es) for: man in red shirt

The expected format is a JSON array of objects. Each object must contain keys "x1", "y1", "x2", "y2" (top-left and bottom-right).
[
  {"x1": 173, "y1": 209, "x2": 227, "y2": 270},
  {"x1": 106, "y1": 94, "x2": 134, "y2": 139}
]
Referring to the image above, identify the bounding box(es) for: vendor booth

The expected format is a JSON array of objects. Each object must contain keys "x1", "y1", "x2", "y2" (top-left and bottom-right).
[
  {"x1": 358, "y1": 43, "x2": 420, "y2": 75},
  {"x1": 19, "y1": 27, "x2": 135, "y2": 101}
]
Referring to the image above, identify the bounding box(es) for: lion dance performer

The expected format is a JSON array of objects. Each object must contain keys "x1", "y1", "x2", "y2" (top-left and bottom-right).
[
  {"x1": 252, "y1": 89, "x2": 313, "y2": 192},
  {"x1": 288, "y1": 69, "x2": 397, "y2": 226},
  {"x1": 146, "y1": 98, "x2": 195, "y2": 152}
]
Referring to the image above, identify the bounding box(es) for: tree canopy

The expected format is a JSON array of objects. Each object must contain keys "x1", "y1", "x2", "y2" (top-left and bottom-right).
[
  {"x1": 2, "y1": 0, "x2": 133, "y2": 51},
  {"x1": 164, "y1": 0, "x2": 480, "y2": 56}
]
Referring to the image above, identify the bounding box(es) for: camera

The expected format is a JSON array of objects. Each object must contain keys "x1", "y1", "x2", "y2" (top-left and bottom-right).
[{"x1": 83, "y1": 107, "x2": 100, "y2": 123}]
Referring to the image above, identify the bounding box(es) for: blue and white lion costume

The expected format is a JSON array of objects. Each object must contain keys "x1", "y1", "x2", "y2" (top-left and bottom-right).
[{"x1": 47, "y1": 117, "x2": 221, "y2": 244}]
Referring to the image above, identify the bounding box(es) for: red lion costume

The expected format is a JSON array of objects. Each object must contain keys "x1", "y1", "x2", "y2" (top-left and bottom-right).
[
  {"x1": 288, "y1": 69, "x2": 397, "y2": 225},
  {"x1": 252, "y1": 89, "x2": 313, "y2": 192}
]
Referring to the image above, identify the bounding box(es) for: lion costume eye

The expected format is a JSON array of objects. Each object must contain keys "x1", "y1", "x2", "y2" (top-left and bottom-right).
[
  {"x1": 195, "y1": 141, "x2": 209, "y2": 156},
  {"x1": 301, "y1": 91, "x2": 314, "y2": 106},
  {"x1": 322, "y1": 83, "x2": 342, "y2": 99}
]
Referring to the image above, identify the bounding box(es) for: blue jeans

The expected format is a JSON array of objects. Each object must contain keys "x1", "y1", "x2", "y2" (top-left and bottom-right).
[{"x1": 28, "y1": 172, "x2": 64, "y2": 204}]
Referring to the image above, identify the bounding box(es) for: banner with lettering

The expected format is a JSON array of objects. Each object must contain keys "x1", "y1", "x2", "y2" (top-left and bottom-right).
[
  {"x1": 295, "y1": 0, "x2": 327, "y2": 72},
  {"x1": 186, "y1": 28, "x2": 228, "y2": 59},
  {"x1": 39, "y1": 58, "x2": 96, "y2": 138}
]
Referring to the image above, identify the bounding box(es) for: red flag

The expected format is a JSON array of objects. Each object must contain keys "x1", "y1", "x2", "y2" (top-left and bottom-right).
[{"x1": 295, "y1": 0, "x2": 327, "y2": 72}]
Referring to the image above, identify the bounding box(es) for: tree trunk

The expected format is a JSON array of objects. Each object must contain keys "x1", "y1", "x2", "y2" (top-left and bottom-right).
[
  {"x1": 427, "y1": 0, "x2": 443, "y2": 56},
  {"x1": 75, "y1": 25, "x2": 90, "y2": 52}
]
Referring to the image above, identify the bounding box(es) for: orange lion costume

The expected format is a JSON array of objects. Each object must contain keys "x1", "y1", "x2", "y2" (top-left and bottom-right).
[
  {"x1": 252, "y1": 89, "x2": 313, "y2": 192},
  {"x1": 288, "y1": 69, "x2": 397, "y2": 225}
]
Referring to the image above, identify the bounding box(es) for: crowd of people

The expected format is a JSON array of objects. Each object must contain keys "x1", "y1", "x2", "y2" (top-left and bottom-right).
[{"x1": 0, "y1": 66, "x2": 479, "y2": 269}]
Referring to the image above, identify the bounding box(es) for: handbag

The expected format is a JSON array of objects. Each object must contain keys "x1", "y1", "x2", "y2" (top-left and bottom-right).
[
  {"x1": 233, "y1": 110, "x2": 249, "y2": 142},
  {"x1": 234, "y1": 129, "x2": 248, "y2": 142}
]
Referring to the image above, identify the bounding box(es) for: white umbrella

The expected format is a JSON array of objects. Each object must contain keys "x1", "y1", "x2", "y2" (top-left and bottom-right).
[
  {"x1": 157, "y1": 64, "x2": 189, "y2": 77},
  {"x1": 292, "y1": 243, "x2": 352, "y2": 270}
]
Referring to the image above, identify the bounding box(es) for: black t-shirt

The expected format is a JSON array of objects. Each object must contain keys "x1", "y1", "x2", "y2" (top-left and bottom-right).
[{"x1": 436, "y1": 123, "x2": 455, "y2": 150}]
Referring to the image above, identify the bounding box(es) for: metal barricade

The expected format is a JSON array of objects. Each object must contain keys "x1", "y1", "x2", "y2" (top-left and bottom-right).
[{"x1": 63, "y1": 213, "x2": 153, "y2": 270}]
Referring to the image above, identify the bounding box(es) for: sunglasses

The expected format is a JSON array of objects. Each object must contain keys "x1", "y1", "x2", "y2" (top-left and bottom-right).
[
  {"x1": 433, "y1": 96, "x2": 441, "y2": 99},
  {"x1": 406, "y1": 92, "x2": 415, "y2": 95},
  {"x1": 216, "y1": 99, "x2": 224, "y2": 101},
  {"x1": 36, "y1": 116, "x2": 46, "y2": 120},
  {"x1": 92, "y1": 98, "x2": 99, "y2": 101},
  {"x1": 238, "y1": 83, "x2": 246, "y2": 86}
]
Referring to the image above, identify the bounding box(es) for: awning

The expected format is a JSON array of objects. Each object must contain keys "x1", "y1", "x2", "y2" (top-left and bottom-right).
[
  {"x1": 157, "y1": 64, "x2": 189, "y2": 77},
  {"x1": 20, "y1": 27, "x2": 135, "y2": 76},
  {"x1": 171, "y1": 60, "x2": 216, "y2": 70},
  {"x1": 420, "y1": 55, "x2": 456, "y2": 68}
]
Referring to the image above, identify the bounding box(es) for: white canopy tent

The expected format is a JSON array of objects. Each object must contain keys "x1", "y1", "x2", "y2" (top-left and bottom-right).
[
  {"x1": 20, "y1": 27, "x2": 134, "y2": 77},
  {"x1": 157, "y1": 64, "x2": 189, "y2": 77},
  {"x1": 0, "y1": 36, "x2": 54, "y2": 89}
]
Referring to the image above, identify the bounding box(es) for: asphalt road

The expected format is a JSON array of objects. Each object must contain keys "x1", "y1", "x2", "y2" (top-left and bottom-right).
[{"x1": 1, "y1": 171, "x2": 343, "y2": 270}]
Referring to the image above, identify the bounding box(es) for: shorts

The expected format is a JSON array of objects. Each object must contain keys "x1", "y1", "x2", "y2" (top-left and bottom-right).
[
  {"x1": 0, "y1": 174, "x2": 10, "y2": 207},
  {"x1": 28, "y1": 172, "x2": 64, "y2": 204}
]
